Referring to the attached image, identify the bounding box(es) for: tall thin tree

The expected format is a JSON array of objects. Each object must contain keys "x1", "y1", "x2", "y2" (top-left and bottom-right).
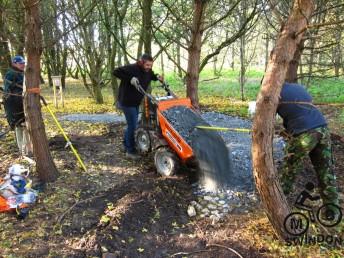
[{"x1": 23, "y1": 0, "x2": 59, "y2": 182}]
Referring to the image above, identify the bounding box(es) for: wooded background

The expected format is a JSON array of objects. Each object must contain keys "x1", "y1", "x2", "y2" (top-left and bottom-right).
[
  {"x1": 1, "y1": 0, "x2": 344, "y2": 243},
  {"x1": 1, "y1": 0, "x2": 343, "y2": 107}
]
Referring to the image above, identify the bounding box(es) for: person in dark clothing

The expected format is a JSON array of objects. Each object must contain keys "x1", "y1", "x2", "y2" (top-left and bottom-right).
[
  {"x1": 113, "y1": 54, "x2": 163, "y2": 159},
  {"x1": 3, "y1": 55, "x2": 33, "y2": 156},
  {"x1": 277, "y1": 83, "x2": 339, "y2": 213}
]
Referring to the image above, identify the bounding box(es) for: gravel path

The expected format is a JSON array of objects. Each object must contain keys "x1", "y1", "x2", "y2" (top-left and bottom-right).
[{"x1": 60, "y1": 113, "x2": 125, "y2": 124}]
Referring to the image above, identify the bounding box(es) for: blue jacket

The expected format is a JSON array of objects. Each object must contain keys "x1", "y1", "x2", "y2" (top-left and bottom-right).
[
  {"x1": 277, "y1": 83, "x2": 327, "y2": 135},
  {"x1": 3, "y1": 66, "x2": 25, "y2": 128}
]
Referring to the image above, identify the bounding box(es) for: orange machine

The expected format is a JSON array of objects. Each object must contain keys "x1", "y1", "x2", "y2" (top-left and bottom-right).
[
  {"x1": 0, "y1": 195, "x2": 10, "y2": 212},
  {"x1": 135, "y1": 83, "x2": 197, "y2": 176},
  {"x1": 156, "y1": 98, "x2": 194, "y2": 161}
]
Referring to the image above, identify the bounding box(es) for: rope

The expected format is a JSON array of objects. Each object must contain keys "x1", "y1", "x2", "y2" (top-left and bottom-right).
[
  {"x1": 41, "y1": 97, "x2": 88, "y2": 172},
  {"x1": 26, "y1": 88, "x2": 41, "y2": 94},
  {"x1": 279, "y1": 101, "x2": 317, "y2": 107}
]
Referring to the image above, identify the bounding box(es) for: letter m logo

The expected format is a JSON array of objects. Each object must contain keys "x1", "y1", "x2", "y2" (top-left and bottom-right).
[{"x1": 290, "y1": 218, "x2": 303, "y2": 230}]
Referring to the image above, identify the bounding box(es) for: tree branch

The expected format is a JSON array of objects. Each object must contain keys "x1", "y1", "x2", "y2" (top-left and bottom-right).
[
  {"x1": 203, "y1": 0, "x2": 241, "y2": 31},
  {"x1": 160, "y1": 0, "x2": 192, "y2": 30},
  {"x1": 199, "y1": 2, "x2": 259, "y2": 72}
]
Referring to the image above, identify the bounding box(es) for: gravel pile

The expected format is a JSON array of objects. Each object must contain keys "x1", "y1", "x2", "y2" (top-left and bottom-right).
[
  {"x1": 162, "y1": 106, "x2": 208, "y2": 146},
  {"x1": 186, "y1": 111, "x2": 285, "y2": 221},
  {"x1": 187, "y1": 184, "x2": 258, "y2": 222}
]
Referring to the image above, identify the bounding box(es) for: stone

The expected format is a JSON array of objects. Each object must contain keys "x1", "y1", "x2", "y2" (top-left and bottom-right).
[
  {"x1": 187, "y1": 205, "x2": 197, "y2": 217},
  {"x1": 209, "y1": 215, "x2": 220, "y2": 223},
  {"x1": 203, "y1": 195, "x2": 213, "y2": 201},
  {"x1": 201, "y1": 208, "x2": 210, "y2": 215},
  {"x1": 207, "y1": 204, "x2": 217, "y2": 210},
  {"x1": 103, "y1": 252, "x2": 121, "y2": 258},
  {"x1": 210, "y1": 210, "x2": 219, "y2": 215}
]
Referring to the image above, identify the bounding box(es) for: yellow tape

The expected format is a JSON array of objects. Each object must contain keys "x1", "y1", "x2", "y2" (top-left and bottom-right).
[
  {"x1": 195, "y1": 125, "x2": 251, "y2": 133},
  {"x1": 45, "y1": 105, "x2": 88, "y2": 172}
]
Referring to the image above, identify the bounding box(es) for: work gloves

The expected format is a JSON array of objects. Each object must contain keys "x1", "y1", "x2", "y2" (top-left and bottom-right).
[
  {"x1": 157, "y1": 75, "x2": 164, "y2": 83},
  {"x1": 130, "y1": 77, "x2": 140, "y2": 90}
]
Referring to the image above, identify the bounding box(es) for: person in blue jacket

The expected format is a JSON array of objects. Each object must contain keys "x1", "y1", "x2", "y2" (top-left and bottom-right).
[{"x1": 3, "y1": 55, "x2": 32, "y2": 156}]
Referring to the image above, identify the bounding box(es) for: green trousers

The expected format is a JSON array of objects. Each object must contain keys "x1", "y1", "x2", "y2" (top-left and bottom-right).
[{"x1": 281, "y1": 126, "x2": 339, "y2": 206}]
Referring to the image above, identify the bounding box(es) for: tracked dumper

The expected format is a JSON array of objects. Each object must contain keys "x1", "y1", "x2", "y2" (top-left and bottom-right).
[{"x1": 135, "y1": 83, "x2": 233, "y2": 190}]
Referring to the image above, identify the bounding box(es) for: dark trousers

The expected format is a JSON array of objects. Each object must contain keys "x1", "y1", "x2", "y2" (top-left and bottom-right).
[{"x1": 121, "y1": 105, "x2": 139, "y2": 154}]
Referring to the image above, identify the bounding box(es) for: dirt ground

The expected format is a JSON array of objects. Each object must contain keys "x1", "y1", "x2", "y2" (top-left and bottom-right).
[{"x1": 0, "y1": 106, "x2": 344, "y2": 258}]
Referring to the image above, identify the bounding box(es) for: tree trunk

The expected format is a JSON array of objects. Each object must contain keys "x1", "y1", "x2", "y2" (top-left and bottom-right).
[
  {"x1": 333, "y1": 5, "x2": 342, "y2": 77},
  {"x1": 231, "y1": 45, "x2": 235, "y2": 70},
  {"x1": 0, "y1": 6, "x2": 11, "y2": 79},
  {"x1": 186, "y1": 0, "x2": 206, "y2": 109},
  {"x1": 93, "y1": 84, "x2": 104, "y2": 104},
  {"x1": 176, "y1": 44, "x2": 183, "y2": 78},
  {"x1": 142, "y1": 0, "x2": 153, "y2": 55},
  {"x1": 306, "y1": 37, "x2": 316, "y2": 87},
  {"x1": 160, "y1": 52, "x2": 165, "y2": 76},
  {"x1": 239, "y1": 0, "x2": 247, "y2": 101},
  {"x1": 60, "y1": 0, "x2": 68, "y2": 89},
  {"x1": 285, "y1": 38, "x2": 305, "y2": 83},
  {"x1": 0, "y1": 40, "x2": 11, "y2": 80},
  {"x1": 239, "y1": 34, "x2": 246, "y2": 101},
  {"x1": 213, "y1": 49, "x2": 218, "y2": 76},
  {"x1": 252, "y1": 0, "x2": 314, "y2": 240},
  {"x1": 264, "y1": 34, "x2": 269, "y2": 71},
  {"x1": 13, "y1": 0, "x2": 25, "y2": 56},
  {"x1": 23, "y1": 0, "x2": 59, "y2": 182}
]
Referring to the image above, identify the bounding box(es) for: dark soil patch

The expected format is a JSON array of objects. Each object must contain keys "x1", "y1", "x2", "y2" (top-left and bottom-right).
[
  {"x1": 64, "y1": 173, "x2": 265, "y2": 258},
  {"x1": 28, "y1": 124, "x2": 266, "y2": 257}
]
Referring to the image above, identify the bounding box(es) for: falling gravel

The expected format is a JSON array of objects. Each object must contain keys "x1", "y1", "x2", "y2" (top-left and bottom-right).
[
  {"x1": 201, "y1": 111, "x2": 285, "y2": 191},
  {"x1": 162, "y1": 106, "x2": 234, "y2": 191},
  {"x1": 186, "y1": 111, "x2": 285, "y2": 221}
]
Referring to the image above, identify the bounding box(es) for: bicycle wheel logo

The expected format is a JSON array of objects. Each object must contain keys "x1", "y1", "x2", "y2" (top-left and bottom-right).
[{"x1": 283, "y1": 182, "x2": 343, "y2": 236}]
